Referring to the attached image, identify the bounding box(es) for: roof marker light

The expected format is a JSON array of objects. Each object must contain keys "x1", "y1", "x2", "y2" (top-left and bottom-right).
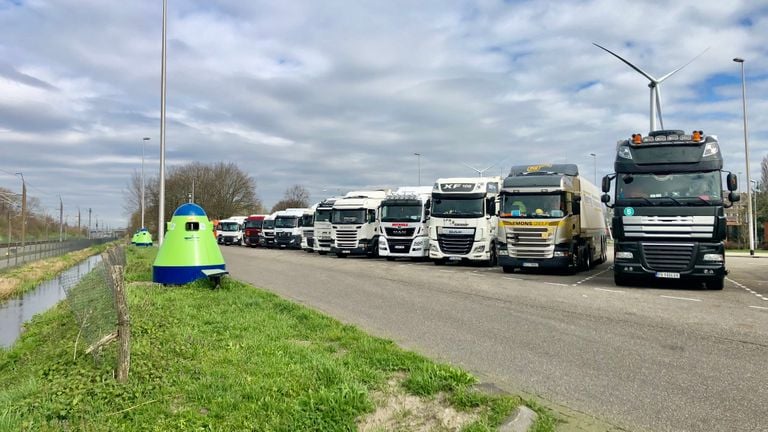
[
  {"x1": 632, "y1": 134, "x2": 642, "y2": 144},
  {"x1": 692, "y1": 130, "x2": 702, "y2": 141}
]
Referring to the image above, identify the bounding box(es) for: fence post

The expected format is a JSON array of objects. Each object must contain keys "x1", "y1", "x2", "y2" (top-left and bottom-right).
[{"x1": 112, "y1": 264, "x2": 130, "y2": 383}]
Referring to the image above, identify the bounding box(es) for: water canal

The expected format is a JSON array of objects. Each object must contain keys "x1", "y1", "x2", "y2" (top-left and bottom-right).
[{"x1": 0, "y1": 255, "x2": 102, "y2": 348}]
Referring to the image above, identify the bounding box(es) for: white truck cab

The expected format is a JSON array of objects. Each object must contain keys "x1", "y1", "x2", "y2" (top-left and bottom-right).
[
  {"x1": 428, "y1": 177, "x2": 501, "y2": 265},
  {"x1": 216, "y1": 216, "x2": 247, "y2": 245},
  {"x1": 260, "y1": 212, "x2": 278, "y2": 248},
  {"x1": 312, "y1": 198, "x2": 337, "y2": 254},
  {"x1": 300, "y1": 204, "x2": 318, "y2": 252},
  {"x1": 378, "y1": 186, "x2": 433, "y2": 260},
  {"x1": 331, "y1": 190, "x2": 390, "y2": 257},
  {"x1": 274, "y1": 208, "x2": 307, "y2": 249}
]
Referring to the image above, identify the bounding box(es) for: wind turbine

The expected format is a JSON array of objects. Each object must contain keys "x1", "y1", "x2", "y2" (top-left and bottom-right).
[
  {"x1": 593, "y1": 42, "x2": 709, "y2": 132},
  {"x1": 462, "y1": 155, "x2": 512, "y2": 178}
]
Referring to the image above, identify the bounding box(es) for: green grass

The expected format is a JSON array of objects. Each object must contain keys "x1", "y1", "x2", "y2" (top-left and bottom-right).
[{"x1": 0, "y1": 246, "x2": 556, "y2": 431}]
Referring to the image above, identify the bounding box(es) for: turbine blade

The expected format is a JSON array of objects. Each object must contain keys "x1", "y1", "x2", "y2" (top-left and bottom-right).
[
  {"x1": 462, "y1": 162, "x2": 481, "y2": 173},
  {"x1": 656, "y1": 47, "x2": 710, "y2": 83},
  {"x1": 593, "y1": 42, "x2": 658, "y2": 83},
  {"x1": 655, "y1": 87, "x2": 664, "y2": 130}
]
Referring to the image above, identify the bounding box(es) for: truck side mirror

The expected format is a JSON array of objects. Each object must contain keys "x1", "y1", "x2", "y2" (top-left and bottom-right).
[
  {"x1": 487, "y1": 198, "x2": 496, "y2": 216},
  {"x1": 425, "y1": 200, "x2": 431, "y2": 210},
  {"x1": 727, "y1": 173, "x2": 738, "y2": 191},
  {"x1": 601, "y1": 194, "x2": 613, "y2": 208},
  {"x1": 601, "y1": 175, "x2": 612, "y2": 193},
  {"x1": 729, "y1": 191, "x2": 740, "y2": 203}
]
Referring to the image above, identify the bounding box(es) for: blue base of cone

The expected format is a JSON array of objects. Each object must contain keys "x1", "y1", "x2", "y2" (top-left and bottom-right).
[
  {"x1": 153, "y1": 264, "x2": 226, "y2": 285},
  {"x1": 135, "y1": 242, "x2": 153, "y2": 247}
]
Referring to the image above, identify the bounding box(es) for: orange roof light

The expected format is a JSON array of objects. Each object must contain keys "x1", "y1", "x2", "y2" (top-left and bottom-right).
[
  {"x1": 692, "y1": 130, "x2": 703, "y2": 141},
  {"x1": 632, "y1": 133, "x2": 643, "y2": 144}
]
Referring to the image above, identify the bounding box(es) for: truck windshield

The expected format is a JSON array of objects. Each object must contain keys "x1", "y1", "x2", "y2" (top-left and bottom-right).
[
  {"x1": 301, "y1": 214, "x2": 313, "y2": 227},
  {"x1": 263, "y1": 220, "x2": 274, "y2": 229},
  {"x1": 500, "y1": 193, "x2": 564, "y2": 218},
  {"x1": 244, "y1": 220, "x2": 262, "y2": 229},
  {"x1": 315, "y1": 209, "x2": 332, "y2": 223},
  {"x1": 218, "y1": 222, "x2": 240, "y2": 232},
  {"x1": 431, "y1": 198, "x2": 483, "y2": 218},
  {"x1": 332, "y1": 209, "x2": 365, "y2": 224},
  {"x1": 381, "y1": 204, "x2": 422, "y2": 222},
  {"x1": 617, "y1": 172, "x2": 722, "y2": 204},
  {"x1": 275, "y1": 217, "x2": 299, "y2": 228}
]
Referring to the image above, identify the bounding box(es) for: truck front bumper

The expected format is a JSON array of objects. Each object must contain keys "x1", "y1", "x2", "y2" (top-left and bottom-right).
[
  {"x1": 613, "y1": 242, "x2": 726, "y2": 281},
  {"x1": 276, "y1": 235, "x2": 302, "y2": 249}
]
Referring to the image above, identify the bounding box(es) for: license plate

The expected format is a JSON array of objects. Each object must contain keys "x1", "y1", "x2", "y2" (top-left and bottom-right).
[
  {"x1": 655, "y1": 272, "x2": 680, "y2": 279},
  {"x1": 394, "y1": 245, "x2": 406, "y2": 249},
  {"x1": 523, "y1": 262, "x2": 539, "y2": 267},
  {"x1": 449, "y1": 256, "x2": 461, "y2": 261},
  {"x1": 342, "y1": 250, "x2": 350, "y2": 254}
]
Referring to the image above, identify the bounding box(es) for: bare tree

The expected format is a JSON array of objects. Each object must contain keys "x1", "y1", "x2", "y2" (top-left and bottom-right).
[
  {"x1": 271, "y1": 185, "x2": 310, "y2": 212},
  {"x1": 125, "y1": 162, "x2": 263, "y2": 233}
]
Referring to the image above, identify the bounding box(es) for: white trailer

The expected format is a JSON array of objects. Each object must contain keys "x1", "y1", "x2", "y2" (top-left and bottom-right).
[
  {"x1": 312, "y1": 198, "x2": 337, "y2": 254},
  {"x1": 377, "y1": 186, "x2": 433, "y2": 260},
  {"x1": 429, "y1": 177, "x2": 502, "y2": 265},
  {"x1": 496, "y1": 164, "x2": 607, "y2": 273},
  {"x1": 331, "y1": 190, "x2": 390, "y2": 257}
]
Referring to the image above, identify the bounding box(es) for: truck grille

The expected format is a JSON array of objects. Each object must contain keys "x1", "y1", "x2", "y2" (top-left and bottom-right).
[
  {"x1": 385, "y1": 227, "x2": 415, "y2": 237},
  {"x1": 623, "y1": 216, "x2": 714, "y2": 239},
  {"x1": 306, "y1": 238, "x2": 314, "y2": 247},
  {"x1": 642, "y1": 243, "x2": 695, "y2": 272},
  {"x1": 335, "y1": 229, "x2": 358, "y2": 249},
  {"x1": 317, "y1": 239, "x2": 332, "y2": 249},
  {"x1": 505, "y1": 226, "x2": 554, "y2": 259},
  {"x1": 387, "y1": 238, "x2": 413, "y2": 253},
  {"x1": 277, "y1": 232, "x2": 291, "y2": 238},
  {"x1": 437, "y1": 234, "x2": 473, "y2": 255}
]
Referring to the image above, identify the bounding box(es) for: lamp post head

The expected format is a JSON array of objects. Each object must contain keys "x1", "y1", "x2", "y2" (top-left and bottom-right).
[
  {"x1": 733, "y1": 58, "x2": 744, "y2": 63},
  {"x1": 143, "y1": 137, "x2": 151, "y2": 141},
  {"x1": 590, "y1": 153, "x2": 596, "y2": 157},
  {"x1": 414, "y1": 152, "x2": 421, "y2": 156}
]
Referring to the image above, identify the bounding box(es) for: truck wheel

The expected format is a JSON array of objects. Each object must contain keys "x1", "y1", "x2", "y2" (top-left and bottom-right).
[
  {"x1": 706, "y1": 277, "x2": 724, "y2": 290},
  {"x1": 502, "y1": 266, "x2": 515, "y2": 274},
  {"x1": 386, "y1": 257, "x2": 395, "y2": 261},
  {"x1": 485, "y1": 246, "x2": 498, "y2": 267},
  {"x1": 583, "y1": 248, "x2": 592, "y2": 271}
]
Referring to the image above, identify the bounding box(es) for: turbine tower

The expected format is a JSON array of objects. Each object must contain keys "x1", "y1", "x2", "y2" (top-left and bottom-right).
[{"x1": 593, "y1": 43, "x2": 708, "y2": 132}]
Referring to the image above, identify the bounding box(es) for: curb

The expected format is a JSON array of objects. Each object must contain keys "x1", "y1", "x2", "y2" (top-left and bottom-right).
[{"x1": 500, "y1": 405, "x2": 538, "y2": 432}]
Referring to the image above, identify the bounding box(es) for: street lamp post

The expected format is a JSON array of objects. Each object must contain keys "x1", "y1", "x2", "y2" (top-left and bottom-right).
[
  {"x1": 733, "y1": 57, "x2": 754, "y2": 256},
  {"x1": 158, "y1": 0, "x2": 168, "y2": 246},
  {"x1": 141, "y1": 137, "x2": 150, "y2": 228},
  {"x1": 750, "y1": 179, "x2": 759, "y2": 247},
  {"x1": 414, "y1": 153, "x2": 421, "y2": 186},
  {"x1": 589, "y1": 153, "x2": 597, "y2": 184},
  {"x1": 15, "y1": 172, "x2": 25, "y2": 265}
]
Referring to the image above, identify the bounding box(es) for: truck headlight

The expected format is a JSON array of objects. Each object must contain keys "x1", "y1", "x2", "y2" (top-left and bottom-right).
[
  {"x1": 702, "y1": 253, "x2": 723, "y2": 262},
  {"x1": 616, "y1": 251, "x2": 634, "y2": 259},
  {"x1": 430, "y1": 244, "x2": 438, "y2": 252},
  {"x1": 412, "y1": 238, "x2": 424, "y2": 246},
  {"x1": 618, "y1": 146, "x2": 633, "y2": 159},
  {"x1": 379, "y1": 238, "x2": 386, "y2": 246},
  {"x1": 553, "y1": 251, "x2": 569, "y2": 257},
  {"x1": 473, "y1": 245, "x2": 485, "y2": 253}
]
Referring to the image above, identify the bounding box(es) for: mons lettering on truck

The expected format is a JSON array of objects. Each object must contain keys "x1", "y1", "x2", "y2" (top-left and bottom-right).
[
  {"x1": 601, "y1": 130, "x2": 740, "y2": 289},
  {"x1": 378, "y1": 186, "x2": 433, "y2": 260},
  {"x1": 428, "y1": 177, "x2": 501, "y2": 266},
  {"x1": 331, "y1": 190, "x2": 390, "y2": 258},
  {"x1": 496, "y1": 164, "x2": 607, "y2": 273}
]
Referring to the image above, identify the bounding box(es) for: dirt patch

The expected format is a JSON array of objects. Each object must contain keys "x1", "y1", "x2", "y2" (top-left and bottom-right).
[{"x1": 358, "y1": 375, "x2": 480, "y2": 432}]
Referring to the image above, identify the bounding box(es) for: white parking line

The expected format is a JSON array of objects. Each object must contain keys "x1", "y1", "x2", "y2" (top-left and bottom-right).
[
  {"x1": 503, "y1": 277, "x2": 523, "y2": 281},
  {"x1": 594, "y1": 288, "x2": 625, "y2": 294},
  {"x1": 439, "y1": 270, "x2": 456, "y2": 273},
  {"x1": 660, "y1": 295, "x2": 701, "y2": 302},
  {"x1": 573, "y1": 267, "x2": 614, "y2": 286},
  {"x1": 749, "y1": 305, "x2": 768, "y2": 310},
  {"x1": 728, "y1": 277, "x2": 767, "y2": 302},
  {"x1": 545, "y1": 282, "x2": 569, "y2": 287}
]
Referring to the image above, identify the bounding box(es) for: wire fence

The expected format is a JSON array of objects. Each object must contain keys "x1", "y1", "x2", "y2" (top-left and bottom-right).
[
  {"x1": 0, "y1": 238, "x2": 112, "y2": 272},
  {"x1": 64, "y1": 245, "x2": 131, "y2": 381}
]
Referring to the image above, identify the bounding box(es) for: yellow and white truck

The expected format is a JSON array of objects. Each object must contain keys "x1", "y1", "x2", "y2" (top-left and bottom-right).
[{"x1": 496, "y1": 164, "x2": 607, "y2": 273}]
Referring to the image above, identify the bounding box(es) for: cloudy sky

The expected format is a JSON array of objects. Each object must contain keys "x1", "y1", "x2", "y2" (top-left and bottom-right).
[{"x1": 1, "y1": 0, "x2": 766, "y2": 228}]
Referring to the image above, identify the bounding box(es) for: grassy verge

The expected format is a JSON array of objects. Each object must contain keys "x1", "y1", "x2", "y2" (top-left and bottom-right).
[
  {"x1": 0, "y1": 241, "x2": 116, "y2": 302},
  {"x1": 0, "y1": 246, "x2": 556, "y2": 431}
]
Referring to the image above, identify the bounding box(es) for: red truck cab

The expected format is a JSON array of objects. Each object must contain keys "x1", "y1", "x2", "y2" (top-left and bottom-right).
[{"x1": 244, "y1": 214, "x2": 267, "y2": 247}]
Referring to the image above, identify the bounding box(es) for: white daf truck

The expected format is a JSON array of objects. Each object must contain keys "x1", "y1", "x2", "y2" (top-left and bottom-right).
[
  {"x1": 428, "y1": 177, "x2": 502, "y2": 265},
  {"x1": 300, "y1": 204, "x2": 318, "y2": 252},
  {"x1": 274, "y1": 208, "x2": 308, "y2": 249},
  {"x1": 378, "y1": 186, "x2": 433, "y2": 260},
  {"x1": 312, "y1": 198, "x2": 337, "y2": 254},
  {"x1": 496, "y1": 164, "x2": 607, "y2": 273},
  {"x1": 260, "y1": 212, "x2": 278, "y2": 248},
  {"x1": 331, "y1": 190, "x2": 390, "y2": 257}
]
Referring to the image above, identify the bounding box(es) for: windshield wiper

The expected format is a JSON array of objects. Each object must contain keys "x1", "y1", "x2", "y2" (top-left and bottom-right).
[{"x1": 655, "y1": 196, "x2": 683, "y2": 206}]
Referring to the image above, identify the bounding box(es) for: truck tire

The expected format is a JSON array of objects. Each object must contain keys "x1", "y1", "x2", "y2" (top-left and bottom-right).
[
  {"x1": 614, "y1": 272, "x2": 631, "y2": 286},
  {"x1": 485, "y1": 246, "x2": 498, "y2": 267},
  {"x1": 582, "y1": 248, "x2": 592, "y2": 271},
  {"x1": 386, "y1": 257, "x2": 395, "y2": 261},
  {"x1": 706, "y1": 277, "x2": 724, "y2": 290}
]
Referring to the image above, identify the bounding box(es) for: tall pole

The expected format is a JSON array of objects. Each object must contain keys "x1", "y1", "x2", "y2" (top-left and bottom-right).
[
  {"x1": 734, "y1": 58, "x2": 754, "y2": 256},
  {"x1": 16, "y1": 173, "x2": 25, "y2": 260},
  {"x1": 191, "y1": 177, "x2": 195, "y2": 203},
  {"x1": 751, "y1": 179, "x2": 758, "y2": 247},
  {"x1": 589, "y1": 153, "x2": 597, "y2": 184},
  {"x1": 158, "y1": 0, "x2": 168, "y2": 246},
  {"x1": 77, "y1": 207, "x2": 81, "y2": 236},
  {"x1": 141, "y1": 137, "x2": 150, "y2": 228},
  {"x1": 414, "y1": 153, "x2": 421, "y2": 186},
  {"x1": 59, "y1": 196, "x2": 63, "y2": 242},
  {"x1": 88, "y1": 207, "x2": 92, "y2": 239}
]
